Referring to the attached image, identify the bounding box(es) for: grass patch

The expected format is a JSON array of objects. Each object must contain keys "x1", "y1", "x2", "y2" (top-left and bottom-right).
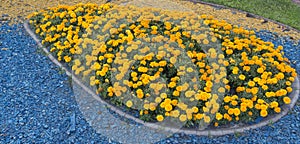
[{"x1": 201, "y1": 0, "x2": 300, "y2": 30}]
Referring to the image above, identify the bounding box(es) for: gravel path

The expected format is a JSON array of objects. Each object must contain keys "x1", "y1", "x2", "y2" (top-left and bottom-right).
[{"x1": 0, "y1": 22, "x2": 299, "y2": 143}]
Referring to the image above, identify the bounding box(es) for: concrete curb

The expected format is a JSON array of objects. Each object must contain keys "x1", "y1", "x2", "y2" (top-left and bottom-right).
[{"x1": 24, "y1": 4, "x2": 300, "y2": 135}]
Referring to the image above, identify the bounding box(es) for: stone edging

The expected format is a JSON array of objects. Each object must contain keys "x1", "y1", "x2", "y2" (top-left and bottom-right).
[{"x1": 24, "y1": 13, "x2": 299, "y2": 136}]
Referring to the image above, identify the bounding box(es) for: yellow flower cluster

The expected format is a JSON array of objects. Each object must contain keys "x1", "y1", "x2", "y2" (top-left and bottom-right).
[
  {"x1": 202, "y1": 18, "x2": 297, "y2": 123},
  {"x1": 28, "y1": 3, "x2": 112, "y2": 62},
  {"x1": 28, "y1": 3, "x2": 297, "y2": 127},
  {"x1": 72, "y1": 5, "x2": 230, "y2": 125}
]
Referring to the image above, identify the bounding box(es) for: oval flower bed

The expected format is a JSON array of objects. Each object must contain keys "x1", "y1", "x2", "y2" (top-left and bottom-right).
[{"x1": 26, "y1": 2, "x2": 299, "y2": 134}]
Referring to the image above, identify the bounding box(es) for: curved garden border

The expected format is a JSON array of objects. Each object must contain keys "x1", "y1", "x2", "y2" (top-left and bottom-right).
[{"x1": 24, "y1": 2, "x2": 300, "y2": 136}]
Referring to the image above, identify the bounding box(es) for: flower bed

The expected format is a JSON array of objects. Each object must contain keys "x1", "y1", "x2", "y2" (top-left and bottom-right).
[{"x1": 26, "y1": 2, "x2": 298, "y2": 131}]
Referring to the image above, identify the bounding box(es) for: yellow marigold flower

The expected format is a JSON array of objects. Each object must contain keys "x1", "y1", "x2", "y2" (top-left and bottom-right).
[
  {"x1": 164, "y1": 98, "x2": 172, "y2": 104},
  {"x1": 150, "y1": 103, "x2": 156, "y2": 111},
  {"x1": 165, "y1": 104, "x2": 173, "y2": 112},
  {"x1": 159, "y1": 61, "x2": 167, "y2": 67},
  {"x1": 132, "y1": 77, "x2": 138, "y2": 82},
  {"x1": 204, "y1": 115, "x2": 211, "y2": 123},
  {"x1": 233, "y1": 108, "x2": 240, "y2": 116},
  {"x1": 276, "y1": 72, "x2": 285, "y2": 80},
  {"x1": 126, "y1": 100, "x2": 133, "y2": 108},
  {"x1": 257, "y1": 99, "x2": 265, "y2": 104},
  {"x1": 142, "y1": 78, "x2": 150, "y2": 85},
  {"x1": 173, "y1": 90, "x2": 180, "y2": 97},
  {"x1": 257, "y1": 67, "x2": 264, "y2": 73},
  {"x1": 232, "y1": 67, "x2": 239, "y2": 74},
  {"x1": 253, "y1": 77, "x2": 260, "y2": 82},
  {"x1": 205, "y1": 81, "x2": 213, "y2": 88},
  {"x1": 286, "y1": 87, "x2": 293, "y2": 93},
  {"x1": 179, "y1": 114, "x2": 187, "y2": 122},
  {"x1": 270, "y1": 101, "x2": 279, "y2": 108},
  {"x1": 170, "y1": 57, "x2": 177, "y2": 64},
  {"x1": 168, "y1": 81, "x2": 176, "y2": 88},
  {"x1": 214, "y1": 122, "x2": 219, "y2": 127},
  {"x1": 170, "y1": 110, "x2": 180, "y2": 118},
  {"x1": 240, "y1": 106, "x2": 247, "y2": 112},
  {"x1": 175, "y1": 86, "x2": 183, "y2": 92},
  {"x1": 260, "y1": 110, "x2": 268, "y2": 117},
  {"x1": 291, "y1": 72, "x2": 297, "y2": 77},
  {"x1": 260, "y1": 104, "x2": 268, "y2": 110},
  {"x1": 243, "y1": 66, "x2": 251, "y2": 71},
  {"x1": 187, "y1": 67, "x2": 194, "y2": 72},
  {"x1": 64, "y1": 56, "x2": 72, "y2": 63},
  {"x1": 239, "y1": 74, "x2": 246, "y2": 80},
  {"x1": 192, "y1": 106, "x2": 199, "y2": 113},
  {"x1": 289, "y1": 77, "x2": 295, "y2": 82},
  {"x1": 261, "y1": 73, "x2": 268, "y2": 80},
  {"x1": 224, "y1": 105, "x2": 229, "y2": 110},
  {"x1": 265, "y1": 92, "x2": 275, "y2": 98},
  {"x1": 160, "y1": 93, "x2": 167, "y2": 99},
  {"x1": 224, "y1": 96, "x2": 231, "y2": 103},
  {"x1": 262, "y1": 85, "x2": 268, "y2": 90},
  {"x1": 283, "y1": 97, "x2": 291, "y2": 104},
  {"x1": 255, "y1": 104, "x2": 261, "y2": 110},
  {"x1": 231, "y1": 100, "x2": 238, "y2": 106},
  {"x1": 108, "y1": 92, "x2": 113, "y2": 97},
  {"x1": 274, "y1": 107, "x2": 281, "y2": 113},
  {"x1": 203, "y1": 39, "x2": 209, "y2": 45},
  {"x1": 195, "y1": 113, "x2": 203, "y2": 119},
  {"x1": 211, "y1": 37, "x2": 218, "y2": 42},
  {"x1": 185, "y1": 90, "x2": 195, "y2": 97},
  {"x1": 155, "y1": 97, "x2": 162, "y2": 103},
  {"x1": 226, "y1": 49, "x2": 233, "y2": 55},
  {"x1": 138, "y1": 67, "x2": 148, "y2": 73},
  {"x1": 171, "y1": 99, "x2": 178, "y2": 106},
  {"x1": 164, "y1": 22, "x2": 172, "y2": 30},
  {"x1": 248, "y1": 81, "x2": 255, "y2": 87},
  {"x1": 247, "y1": 101, "x2": 254, "y2": 108},
  {"x1": 236, "y1": 86, "x2": 245, "y2": 92},
  {"x1": 228, "y1": 108, "x2": 234, "y2": 115},
  {"x1": 202, "y1": 106, "x2": 209, "y2": 112},
  {"x1": 139, "y1": 110, "x2": 143, "y2": 116},
  {"x1": 225, "y1": 85, "x2": 231, "y2": 90},
  {"x1": 218, "y1": 87, "x2": 226, "y2": 93},
  {"x1": 159, "y1": 102, "x2": 165, "y2": 109},
  {"x1": 156, "y1": 115, "x2": 164, "y2": 122},
  {"x1": 248, "y1": 111, "x2": 253, "y2": 116},
  {"x1": 250, "y1": 87, "x2": 258, "y2": 95},
  {"x1": 216, "y1": 113, "x2": 223, "y2": 120}
]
